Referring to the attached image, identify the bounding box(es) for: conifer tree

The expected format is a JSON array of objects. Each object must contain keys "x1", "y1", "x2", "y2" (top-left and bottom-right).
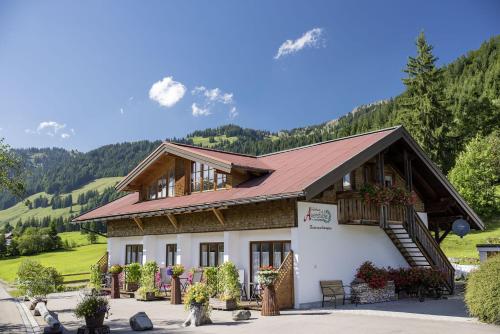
[{"x1": 400, "y1": 32, "x2": 453, "y2": 171}]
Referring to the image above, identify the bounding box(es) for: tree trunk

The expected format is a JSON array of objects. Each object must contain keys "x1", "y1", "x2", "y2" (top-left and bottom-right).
[
  {"x1": 111, "y1": 273, "x2": 120, "y2": 299},
  {"x1": 171, "y1": 276, "x2": 182, "y2": 304},
  {"x1": 261, "y1": 284, "x2": 280, "y2": 316},
  {"x1": 183, "y1": 303, "x2": 212, "y2": 327}
]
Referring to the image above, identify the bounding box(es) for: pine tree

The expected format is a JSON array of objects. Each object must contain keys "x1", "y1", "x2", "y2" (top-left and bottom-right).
[{"x1": 399, "y1": 32, "x2": 453, "y2": 171}]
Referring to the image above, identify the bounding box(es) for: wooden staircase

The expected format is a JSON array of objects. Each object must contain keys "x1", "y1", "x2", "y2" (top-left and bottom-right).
[{"x1": 383, "y1": 209, "x2": 455, "y2": 294}]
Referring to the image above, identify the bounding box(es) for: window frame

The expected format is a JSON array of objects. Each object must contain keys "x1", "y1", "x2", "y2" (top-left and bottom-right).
[
  {"x1": 199, "y1": 242, "x2": 224, "y2": 267},
  {"x1": 125, "y1": 244, "x2": 143, "y2": 265},
  {"x1": 249, "y1": 240, "x2": 291, "y2": 283},
  {"x1": 191, "y1": 162, "x2": 228, "y2": 193},
  {"x1": 166, "y1": 244, "x2": 177, "y2": 267}
]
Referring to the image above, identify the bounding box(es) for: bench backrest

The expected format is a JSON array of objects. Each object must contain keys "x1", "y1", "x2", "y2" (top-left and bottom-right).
[{"x1": 320, "y1": 280, "x2": 345, "y2": 296}]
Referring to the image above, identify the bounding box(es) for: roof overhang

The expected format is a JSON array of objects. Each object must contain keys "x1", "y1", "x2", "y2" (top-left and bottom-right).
[{"x1": 304, "y1": 126, "x2": 484, "y2": 230}]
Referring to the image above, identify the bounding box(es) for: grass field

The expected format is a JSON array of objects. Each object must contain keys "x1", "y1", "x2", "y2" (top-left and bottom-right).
[
  {"x1": 441, "y1": 216, "x2": 500, "y2": 263},
  {"x1": 59, "y1": 231, "x2": 107, "y2": 247},
  {"x1": 0, "y1": 177, "x2": 122, "y2": 226},
  {"x1": 0, "y1": 242, "x2": 107, "y2": 283},
  {"x1": 190, "y1": 135, "x2": 239, "y2": 147}
]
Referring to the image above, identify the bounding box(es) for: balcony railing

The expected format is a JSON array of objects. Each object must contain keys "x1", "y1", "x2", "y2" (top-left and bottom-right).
[{"x1": 337, "y1": 193, "x2": 405, "y2": 225}]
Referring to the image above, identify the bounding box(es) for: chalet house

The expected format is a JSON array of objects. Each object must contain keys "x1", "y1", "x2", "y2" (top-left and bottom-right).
[{"x1": 73, "y1": 126, "x2": 483, "y2": 308}]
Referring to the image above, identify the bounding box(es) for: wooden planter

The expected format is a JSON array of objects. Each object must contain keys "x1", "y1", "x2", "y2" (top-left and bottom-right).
[
  {"x1": 209, "y1": 298, "x2": 237, "y2": 311},
  {"x1": 261, "y1": 284, "x2": 280, "y2": 316},
  {"x1": 126, "y1": 282, "x2": 139, "y2": 292},
  {"x1": 171, "y1": 276, "x2": 182, "y2": 304},
  {"x1": 85, "y1": 311, "x2": 106, "y2": 329},
  {"x1": 110, "y1": 273, "x2": 120, "y2": 299}
]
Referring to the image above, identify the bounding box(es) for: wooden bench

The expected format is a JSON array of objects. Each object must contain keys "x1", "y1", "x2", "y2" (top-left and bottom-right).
[{"x1": 320, "y1": 280, "x2": 351, "y2": 308}]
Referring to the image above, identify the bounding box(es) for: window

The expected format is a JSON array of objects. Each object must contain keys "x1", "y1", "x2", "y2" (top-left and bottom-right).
[
  {"x1": 199, "y1": 242, "x2": 224, "y2": 267},
  {"x1": 148, "y1": 185, "x2": 156, "y2": 200},
  {"x1": 217, "y1": 173, "x2": 227, "y2": 189},
  {"x1": 191, "y1": 162, "x2": 202, "y2": 192},
  {"x1": 202, "y1": 166, "x2": 215, "y2": 191},
  {"x1": 168, "y1": 168, "x2": 175, "y2": 197},
  {"x1": 384, "y1": 174, "x2": 394, "y2": 187},
  {"x1": 166, "y1": 244, "x2": 177, "y2": 267},
  {"x1": 250, "y1": 241, "x2": 291, "y2": 282},
  {"x1": 157, "y1": 176, "x2": 167, "y2": 198},
  {"x1": 125, "y1": 244, "x2": 143, "y2": 265},
  {"x1": 342, "y1": 173, "x2": 352, "y2": 191}
]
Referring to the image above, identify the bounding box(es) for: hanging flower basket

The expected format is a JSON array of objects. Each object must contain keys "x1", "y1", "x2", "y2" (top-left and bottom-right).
[{"x1": 360, "y1": 184, "x2": 416, "y2": 206}]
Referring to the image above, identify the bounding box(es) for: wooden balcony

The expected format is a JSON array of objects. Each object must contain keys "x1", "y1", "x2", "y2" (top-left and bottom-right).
[{"x1": 337, "y1": 193, "x2": 405, "y2": 225}]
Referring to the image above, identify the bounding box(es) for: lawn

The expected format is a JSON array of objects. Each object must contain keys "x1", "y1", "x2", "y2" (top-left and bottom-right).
[
  {"x1": 59, "y1": 231, "x2": 106, "y2": 247},
  {"x1": 0, "y1": 243, "x2": 107, "y2": 283},
  {"x1": 190, "y1": 135, "x2": 239, "y2": 147},
  {"x1": 441, "y1": 216, "x2": 500, "y2": 263}
]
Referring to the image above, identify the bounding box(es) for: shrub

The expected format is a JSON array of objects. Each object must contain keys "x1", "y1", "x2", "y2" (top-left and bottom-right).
[
  {"x1": 203, "y1": 267, "x2": 218, "y2": 297},
  {"x1": 74, "y1": 295, "x2": 110, "y2": 318},
  {"x1": 89, "y1": 264, "x2": 102, "y2": 292},
  {"x1": 125, "y1": 263, "x2": 141, "y2": 283},
  {"x1": 355, "y1": 261, "x2": 388, "y2": 289},
  {"x1": 216, "y1": 261, "x2": 240, "y2": 301},
  {"x1": 138, "y1": 261, "x2": 159, "y2": 297},
  {"x1": 465, "y1": 255, "x2": 500, "y2": 324},
  {"x1": 257, "y1": 266, "x2": 279, "y2": 286},
  {"x1": 16, "y1": 259, "x2": 63, "y2": 298}
]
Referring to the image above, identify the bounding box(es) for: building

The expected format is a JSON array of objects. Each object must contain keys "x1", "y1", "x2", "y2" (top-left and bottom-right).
[
  {"x1": 477, "y1": 244, "x2": 500, "y2": 262},
  {"x1": 73, "y1": 126, "x2": 484, "y2": 308}
]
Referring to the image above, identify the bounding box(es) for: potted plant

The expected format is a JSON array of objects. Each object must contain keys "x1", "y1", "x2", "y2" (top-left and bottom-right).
[
  {"x1": 209, "y1": 261, "x2": 240, "y2": 310},
  {"x1": 136, "y1": 261, "x2": 159, "y2": 301},
  {"x1": 360, "y1": 184, "x2": 416, "y2": 207},
  {"x1": 182, "y1": 283, "x2": 212, "y2": 327},
  {"x1": 109, "y1": 264, "x2": 123, "y2": 299},
  {"x1": 257, "y1": 266, "x2": 280, "y2": 316},
  {"x1": 74, "y1": 295, "x2": 110, "y2": 329},
  {"x1": 168, "y1": 264, "x2": 185, "y2": 304},
  {"x1": 88, "y1": 264, "x2": 102, "y2": 294},
  {"x1": 125, "y1": 263, "x2": 141, "y2": 292}
]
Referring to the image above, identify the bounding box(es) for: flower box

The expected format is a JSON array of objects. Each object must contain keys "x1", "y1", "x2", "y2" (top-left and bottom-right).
[
  {"x1": 351, "y1": 280, "x2": 397, "y2": 304},
  {"x1": 209, "y1": 298, "x2": 237, "y2": 311}
]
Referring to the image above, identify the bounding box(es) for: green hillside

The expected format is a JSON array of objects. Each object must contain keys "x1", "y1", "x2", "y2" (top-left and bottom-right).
[{"x1": 0, "y1": 177, "x2": 122, "y2": 226}]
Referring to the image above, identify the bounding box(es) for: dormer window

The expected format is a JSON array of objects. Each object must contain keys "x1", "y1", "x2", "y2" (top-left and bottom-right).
[
  {"x1": 191, "y1": 162, "x2": 228, "y2": 193},
  {"x1": 147, "y1": 166, "x2": 175, "y2": 200}
]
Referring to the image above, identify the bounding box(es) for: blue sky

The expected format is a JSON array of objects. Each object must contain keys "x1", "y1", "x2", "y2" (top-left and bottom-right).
[{"x1": 0, "y1": 0, "x2": 498, "y2": 151}]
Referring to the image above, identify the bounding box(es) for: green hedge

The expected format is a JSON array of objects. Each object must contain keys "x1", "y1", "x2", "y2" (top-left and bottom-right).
[{"x1": 465, "y1": 255, "x2": 500, "y2": 324}]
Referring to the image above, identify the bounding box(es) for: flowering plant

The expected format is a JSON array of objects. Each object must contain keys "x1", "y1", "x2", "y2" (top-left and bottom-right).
[
  {"x1": 74, "y1": 295, "x2": 110, "y2": 319},
  {"x1": 257, "y1": 266, "x2": 279, "y2": 286},
  {"x1": 171, "y1": 264, "x2": 185, "y2": 277},
  {"x1": 360, "y1": 184, "x2": 416, "y2": 207},
  {"x1": 109, "y1": 264, "x2": 123, "y2": 275},
  {"x1": 355, "y1": 261, "x2": 389, "y2": 289},
  {"x1": 183, "y1": 283, "x2": 210, "y2": 309},
  {"x1": 388, "y1": 267, "x2": 446, "y2": 293}
]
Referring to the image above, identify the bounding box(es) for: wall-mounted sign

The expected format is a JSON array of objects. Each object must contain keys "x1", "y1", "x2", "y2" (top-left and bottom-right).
[{"x1": 303, "y1": 206, "x2": 333, "y2": 230}]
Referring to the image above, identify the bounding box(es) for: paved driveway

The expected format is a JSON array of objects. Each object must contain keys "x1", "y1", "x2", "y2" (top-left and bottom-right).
[
  {"x1": 0, "y1": 285, "x2": 32, "y2": 333},
  {"x1": 33, "y1": 291, "x2": 499, "y2": 334}
]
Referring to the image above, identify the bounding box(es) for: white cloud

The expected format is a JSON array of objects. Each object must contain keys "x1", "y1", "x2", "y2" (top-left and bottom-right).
[
  {"x1": 274, "y1": 28, "x2": 324, "y2": 59},
  {"x1": 60, "y1": 133, "x2": 70, "y2": 139},
  {"x1": 149, "y1": 76, "x2": 186, "y2": 108},
  {"x1": 25, "y1": 121, "x2": 74, "y2": 139},
  {"x1": 191, "y1": 103, "x2": 211, "y2": 117},
  {"x1": 229, "y1": 107, "x2": 238, "y2": 119},
  {"x1": 120, "y1": 108, "x2": 124, "y2": 115}
]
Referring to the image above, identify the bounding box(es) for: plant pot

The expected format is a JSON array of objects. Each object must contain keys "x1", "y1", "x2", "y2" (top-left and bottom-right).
[
  {"x1": 111, "y1": 273, "x2": 120, "y2": 299},
  {"x1": 145, "y1": 292, "x2": 156, "y2": 301},
  {"x1": 261, "y1": 284, "x2": 280, "y2": 316},
  {"x1": 127, "y1": 282, "x2": 139, "y2": 292},
  {"x1": 85, "y1": 311, "x2": 106, "y2": 329},
  {"x1": 171, "y1": 276, "x2": 182, "y2": 304},
  {"x1": 183, "y1": 302, "x2": 212, "y2": 327},
  {"x1": 209, "y1": 297, "x2": 237, "y2": 311}
]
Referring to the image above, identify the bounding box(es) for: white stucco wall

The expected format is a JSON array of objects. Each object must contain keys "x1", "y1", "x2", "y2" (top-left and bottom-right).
[
  {"x1": 107, "y1": 235, "x2": 143, "y2": 265},
  {"x1": 293, "y1": 201, "x2": 408, "y2": 308}
]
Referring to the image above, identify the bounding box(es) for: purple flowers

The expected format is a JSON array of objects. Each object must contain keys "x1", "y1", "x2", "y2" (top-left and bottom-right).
[{"x1": 166, "y1": 266, "x2": 174, "y2": 276}]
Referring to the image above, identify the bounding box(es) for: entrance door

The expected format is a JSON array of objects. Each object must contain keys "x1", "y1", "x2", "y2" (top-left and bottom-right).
[{"x1": 250, "y1": 241, "x2": 291, "y2": 283}]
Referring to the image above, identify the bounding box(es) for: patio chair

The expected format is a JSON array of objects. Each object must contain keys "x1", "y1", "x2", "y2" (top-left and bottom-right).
[
  {"x1": 320, "y1": 280, "x2": 352, "y2": 308},
  {"x1": 159, "y1": 268, "x2": 172, "y2": 294},
  {"x1": 238, "y1": 269, "x2": 248, "y2": 301},
  {"x1": 191, "y1": 270, "x2": 203, "y2": 284}
]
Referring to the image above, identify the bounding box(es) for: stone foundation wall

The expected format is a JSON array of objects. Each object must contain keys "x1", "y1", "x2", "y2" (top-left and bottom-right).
[
  {"x1": 351, "y1": 281, "x2": 397, "y2": 304},
  {"x1": 107, "y1": 199, "x2": 296, "y2": 237}
]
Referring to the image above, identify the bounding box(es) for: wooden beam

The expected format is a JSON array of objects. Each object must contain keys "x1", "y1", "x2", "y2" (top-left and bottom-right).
[
  {"x1": 438, "y1": 227, "x2": 452, "y2": 244},
  {"x1": 212, "y1": 208, "x2": 225, "y2": 225},
  {"x1": 133, "y1": 217, "x2": 144, "y2": 232},
  {"x1": 166, "y1": 213, "x2": 178, "y2": 230}
]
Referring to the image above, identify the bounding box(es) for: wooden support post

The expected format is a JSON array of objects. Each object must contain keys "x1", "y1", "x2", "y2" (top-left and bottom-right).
[
  {"x1": 166, "y1": 213, "x2": 178, "y2": 230},
  {"x1": 403, "y1": 149, "x2": 415, "y2": 239},
  {"x1": 376, "y1": 153, "x2": 388, "y2": 229},
  {"x1": 212, "y1": 208, "x2": 225, "y2": 225},
  {"x1": 438, "y1": 227, "x2": 452, "y2": 244},
  {"x1": 133, "y1": 217, "x2": 144, "y2": 232}
]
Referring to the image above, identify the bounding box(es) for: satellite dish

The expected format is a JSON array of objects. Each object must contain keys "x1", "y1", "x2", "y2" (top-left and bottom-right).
[{"x1": 452, "y1": 218, "x2": 470, "y2": 238}]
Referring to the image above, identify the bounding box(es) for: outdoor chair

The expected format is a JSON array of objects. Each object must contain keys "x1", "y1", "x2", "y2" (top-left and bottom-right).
[
  {"x1": 238, "y1": 269, "x2": 248, "y2": 300},
  {"x1": 320, "y1": 280, "x2": 352, "y2": 308},
  {"x1": 191, "y1": 270, "x2": 203, "y2": 284},
  {"x1": 159, "y1": 268, "x2": 172, "y2": 295}
]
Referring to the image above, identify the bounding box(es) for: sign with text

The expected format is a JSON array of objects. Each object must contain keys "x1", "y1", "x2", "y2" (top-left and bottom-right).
[{"x1": 298, "y1": 202, "x2": 337, "y2": 231}]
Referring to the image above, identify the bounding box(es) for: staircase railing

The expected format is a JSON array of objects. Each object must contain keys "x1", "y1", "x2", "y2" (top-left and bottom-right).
[
  {"x1": 405, "y1": 210, "x2": 455, "y2": 293},
  {"x1": 97, "y1": 252, "x2": 109, "y2": 273}
]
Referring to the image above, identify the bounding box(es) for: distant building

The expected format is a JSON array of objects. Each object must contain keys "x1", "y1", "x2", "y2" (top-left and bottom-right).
[{"x1": 477, "y1": 244, "x2": 500, "y2": 262}]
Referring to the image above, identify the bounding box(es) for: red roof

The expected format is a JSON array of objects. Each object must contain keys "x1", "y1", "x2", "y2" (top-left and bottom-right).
[{"x1": 74, "y1": 128, "x2": 398, "y2": 222}]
